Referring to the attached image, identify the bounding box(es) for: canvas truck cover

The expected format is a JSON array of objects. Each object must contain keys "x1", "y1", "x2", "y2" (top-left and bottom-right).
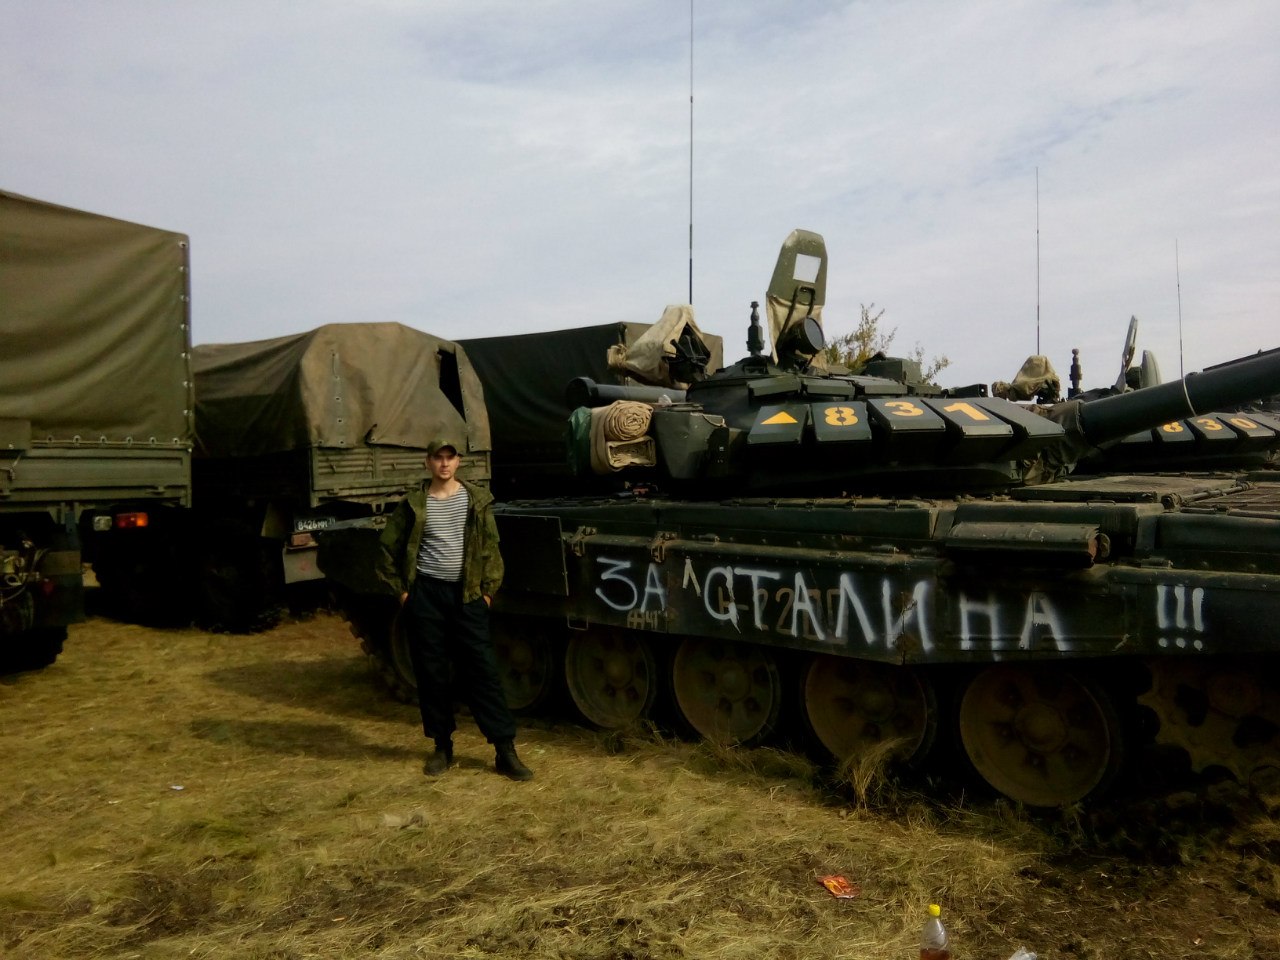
[
  {"x1": 193, "y1": 322, "x2": 490, "y2": 458},
  {"x1": 0, "y1": 190, "x2": 192, "y2": 445},
  {"x1": 460, "y1": 315, "x2": 723, "y2": 471}
]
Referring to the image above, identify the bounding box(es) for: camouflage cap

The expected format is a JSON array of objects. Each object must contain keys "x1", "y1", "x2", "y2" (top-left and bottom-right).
[{"x1": 426, "y1": 437, "x2": 462, "y2": 457}]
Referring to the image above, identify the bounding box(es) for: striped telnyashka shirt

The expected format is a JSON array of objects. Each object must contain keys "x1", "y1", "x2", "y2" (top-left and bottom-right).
[{"x1": 415, "y1": 486, "x2": 469, "y2": 581}]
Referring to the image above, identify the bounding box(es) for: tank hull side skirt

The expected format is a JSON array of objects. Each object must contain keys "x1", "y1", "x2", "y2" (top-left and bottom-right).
[{"x1": 497, "y1": 529, "x2": 1280, "y2": 664}]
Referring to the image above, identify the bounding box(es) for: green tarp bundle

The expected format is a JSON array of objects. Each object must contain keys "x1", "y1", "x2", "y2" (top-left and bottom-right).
[{"x1": 192, "y1": 323, "x2": 490, "y2": 458}]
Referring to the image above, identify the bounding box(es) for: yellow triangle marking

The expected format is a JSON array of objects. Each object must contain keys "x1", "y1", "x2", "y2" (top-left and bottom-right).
[{"x1": 761, "y1": 411, "x2": 798, "y2": 425}]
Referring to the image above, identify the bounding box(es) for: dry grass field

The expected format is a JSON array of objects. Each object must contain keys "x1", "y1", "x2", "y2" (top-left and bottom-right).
[{"x1": 3, "y1": 605, "x2": 1280, "y2": 959}]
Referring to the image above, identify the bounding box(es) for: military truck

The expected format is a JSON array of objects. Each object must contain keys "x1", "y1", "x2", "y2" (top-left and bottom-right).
[
  {"x1": 190, "y1": 322, "x2": 492, "y2": 630},
  {"x1": 0, "y1": 190, "x2": 193, "y2": 668}
]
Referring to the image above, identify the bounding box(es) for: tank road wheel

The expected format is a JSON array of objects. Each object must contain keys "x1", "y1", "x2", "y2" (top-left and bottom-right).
[
  {"x1": 564, "y1": 628, "x2": 659, "y2": 729},
  {"x1": 493, "y1": 615, "x2": 558, "y2": 713},
  {"x1": 1139, "y1": 657, "x2": 1280, "y2": 784},
  {"x1": 960, "y1": 665, "x2": 1123, "y2": 807},
  {"x1": 671, "y1": 638, "x2": 782, "y2": 746},
  {"x1": 801, "y1": 655, "x2": 935, "y2": 767}
]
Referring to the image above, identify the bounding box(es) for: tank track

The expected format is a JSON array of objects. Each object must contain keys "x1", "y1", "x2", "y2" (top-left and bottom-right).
[{"x1": 1139, "y1": 657, "x2": 1280, "y2": 783}]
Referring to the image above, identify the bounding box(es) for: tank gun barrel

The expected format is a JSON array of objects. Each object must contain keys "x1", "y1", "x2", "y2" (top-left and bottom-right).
[
  {"x1": 565, "y1": 377, "x2": 687, "y2": 409},
  {"x1": 1078, "y1": 346, "x2": 1280, "y2": 445}
]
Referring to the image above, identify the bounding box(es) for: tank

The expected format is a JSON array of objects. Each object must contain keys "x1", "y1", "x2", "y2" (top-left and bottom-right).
[
  {"x1": 1018, "y1": 316, "x2": 1280, "y2": 476},
  {"x1": 1084, "y1": 381, "x2": 1280, "y2": 473},
  {"x1": 329, "y1": 230, "x2": 1280, "y2": 808}
]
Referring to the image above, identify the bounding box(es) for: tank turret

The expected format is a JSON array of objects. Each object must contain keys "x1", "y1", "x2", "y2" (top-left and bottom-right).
[{"x1": 567, "y1": 230, "x2": 1280, "y2": 495}]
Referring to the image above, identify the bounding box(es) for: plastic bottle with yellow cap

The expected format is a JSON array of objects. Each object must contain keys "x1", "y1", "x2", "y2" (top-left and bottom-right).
[{"x1": 919, "y1": 903, "x2": 950, "y2": 960}]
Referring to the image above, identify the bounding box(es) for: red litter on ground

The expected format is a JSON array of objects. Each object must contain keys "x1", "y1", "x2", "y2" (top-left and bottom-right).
[{"x1": 819, "y1": 875, "x2": 861, "y2": 899}]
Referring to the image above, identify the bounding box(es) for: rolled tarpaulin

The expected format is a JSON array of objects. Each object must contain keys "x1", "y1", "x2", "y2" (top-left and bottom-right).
[
  {"x1": 600, "y1": 400, "x2": 653, "y2": 442},
  {"x1": 588, "y1": 401, "x2": 656, "y2": 473}
]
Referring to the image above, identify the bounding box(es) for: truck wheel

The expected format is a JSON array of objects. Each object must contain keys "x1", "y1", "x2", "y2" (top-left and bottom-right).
[
  {"x1": 335, "y1": 589, "x2": 417, "y2": 703},
  {"x1": 377, "y1": 610, "x2": 419, "y2": 704},
  {"x1": 95, "y1": 556, "x2": 191, "y2": 626},
  {"x1": 0, "y1": 628, "x2": 67, "y2": 673},
  {"x1": 196, "y1": 529, "x2": 283, "y2": 633}
]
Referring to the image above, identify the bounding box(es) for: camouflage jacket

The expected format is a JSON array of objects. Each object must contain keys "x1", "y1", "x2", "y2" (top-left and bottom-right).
[{"x1": 377, "y1": 478, "x2": 503, "y2": 603}]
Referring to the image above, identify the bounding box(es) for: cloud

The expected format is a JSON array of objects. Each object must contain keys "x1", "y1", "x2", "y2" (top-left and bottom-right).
[{"x1": 1, "y1": 0, "x2": 1276, "y2": 388}]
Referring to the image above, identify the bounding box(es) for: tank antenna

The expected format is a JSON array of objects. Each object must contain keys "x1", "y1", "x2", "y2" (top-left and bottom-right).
[
  {"x1": 747, "y1": 300, "x2": 765, "y2": 358},
  {"x1": 1035, "y1": 167, "x2": 1041, "y2": 356},
  {"x1": 687, "y1": 0, "x2": 694, "y2": 304},
  {"x1": 1175, "y1": 238, "x2": 1184, "y2": 378}
]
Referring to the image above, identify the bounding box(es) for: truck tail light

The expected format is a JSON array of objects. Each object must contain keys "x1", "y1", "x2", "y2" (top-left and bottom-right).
[{"x1": 114, "y1": 512, "x2": 150, "y2": 529}]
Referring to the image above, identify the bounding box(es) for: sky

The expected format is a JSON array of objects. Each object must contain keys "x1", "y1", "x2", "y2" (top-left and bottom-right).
[{"x1": 3, "y1": 0, "x2": 1278, "y2": 391}]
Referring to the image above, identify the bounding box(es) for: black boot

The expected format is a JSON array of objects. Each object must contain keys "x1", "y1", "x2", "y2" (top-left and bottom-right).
[
  {"x1": 424, "y1": 739, "x2": 453, "y2": 776},
  {"x1": 495, "y1": 740, "x2": 533, "y2": 781}
]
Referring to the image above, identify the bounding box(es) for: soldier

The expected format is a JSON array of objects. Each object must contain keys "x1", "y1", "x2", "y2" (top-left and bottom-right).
[{"x1": 378, "y1": 437, "x2": 533, "y2": 781}]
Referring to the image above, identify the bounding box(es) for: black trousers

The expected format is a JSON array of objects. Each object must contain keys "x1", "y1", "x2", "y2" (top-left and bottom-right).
[{"x1": 402, "y1": 576, "x2": 516, "y2": 745}]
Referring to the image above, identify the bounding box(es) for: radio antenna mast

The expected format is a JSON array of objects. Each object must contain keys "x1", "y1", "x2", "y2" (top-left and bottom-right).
[
  {"x1": 688, "y1": 0, "x2": 694, "y2": 304},
  {"x1": 1035, "y1": 167, "x2": 1041, "y2": 355},
  {"x1": 1175, "y1": 238, "x2": 1184, "y2": 378}
]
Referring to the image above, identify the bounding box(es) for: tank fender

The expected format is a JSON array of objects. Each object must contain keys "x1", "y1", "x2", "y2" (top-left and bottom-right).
[{"x1": 945, "y1": 521, "x2": 1109, "y2": 567}]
